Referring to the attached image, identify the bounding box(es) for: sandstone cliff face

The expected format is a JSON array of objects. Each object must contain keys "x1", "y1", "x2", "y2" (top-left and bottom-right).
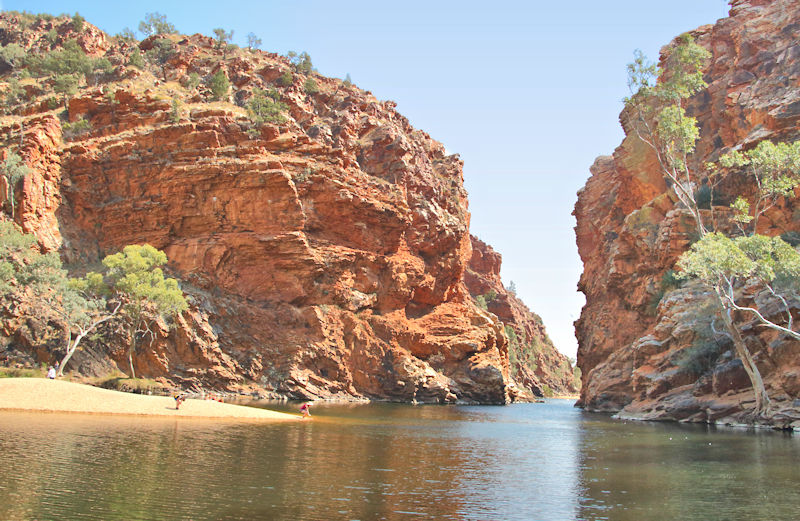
[
  {"x1": 465, "y1": 236, "x2": 578, "y2": 396},
  {"x1": 575, "y1": 0, "x2": 800, "y2": 425},
  {"x1": 0, "y1": 13, "x2": 567, "y2": 403}
]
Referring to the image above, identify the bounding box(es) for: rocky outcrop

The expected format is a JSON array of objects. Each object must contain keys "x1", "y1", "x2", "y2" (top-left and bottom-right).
[
  {"x1": 0, "y1": 12, "x2": 572, "y2": 403},
  {"x1": 575, "y1": 0, "x2": 800, "y2": 426},
  {"x1": 465, "y1": 236, "x2": 578, "y2": 397}
]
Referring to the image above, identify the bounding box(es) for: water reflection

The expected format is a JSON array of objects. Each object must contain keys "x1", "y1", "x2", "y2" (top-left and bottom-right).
[
  {"x1": 1, "y1": 402, "x2": 798, "y2": 520},
  {"x1": 574, "y1": 413, "x2": 800, "y2": 521}
]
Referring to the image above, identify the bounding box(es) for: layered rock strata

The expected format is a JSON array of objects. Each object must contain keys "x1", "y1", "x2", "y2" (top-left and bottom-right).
[
  {"x1": 0, "y1": 13, "x2": 565, "y2": 403},
  {"x1": 574, "y1": 0, "x2": 800, "y2": 425}
]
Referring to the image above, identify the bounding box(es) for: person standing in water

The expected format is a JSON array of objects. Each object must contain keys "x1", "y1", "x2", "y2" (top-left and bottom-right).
[{"x1": 300, "y1": 402, "x2": 312, "y2": 418}]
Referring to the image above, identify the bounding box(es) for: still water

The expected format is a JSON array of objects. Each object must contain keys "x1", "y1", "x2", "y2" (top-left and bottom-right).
[{"x1": 0, "y1": 400, "x2": 798, "y2": 521}]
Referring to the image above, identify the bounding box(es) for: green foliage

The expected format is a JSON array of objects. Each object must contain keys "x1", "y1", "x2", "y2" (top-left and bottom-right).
[
  {"x1": 144, "y1": 38, "x2": 176, "y2": 80},
  {"x1": 485, "y1": 289, "x2": 497, "y2": 302},
  {"x1": 624, "y1": 49, "x2": 657, "y2": 102},
  {"x1": 28, "y1": 40, "x2": 88, "y2": 76},
  {"x1": 53, "y1": 72, "x2": 80, "y2": 103},
  {"x1": 475, "y1": 295, "x2": 487, "y2": 311},
  {"x1": 343, "y1": 73, "x2": 352, "y2": 87},
  {"x1": 88, "y1": 244, "x2": 188, "y2": 377},
  {"x1": 61, "y1": 117, "x2": 91, "y2": 140},
  {"x1": 1, "y1": 152, "x2": 30, "y2": 219},
  {"x1": 694, "y1": 183, "x2": 712, "y2": 209},
  {"x1": 0, "y1": 367, "x2": 41, "y2": 378},
  {"x1": 170, "y1": 98, "x2": 181, "y2": 123},
  {"x1": 678, "y1": 232, "x2": 800, "y2": 286},
  {"x1": 127, "y1": 50, "x2": 144, "y2": 69},
  {"x1": 571, "y1": 364, "x2": 582, "y2": 391},
  {"x1": 45, "y1": 29, "x2": 59, "y2": 45},
  {"x1": 101, "y1": 246, "x2": 187, "y2": 348},
  {"x1": 208, "y1": 70, "x2": 230, "y2": 101},
  {"x1": 27, "y1": 40, "x2": 111, "y2": 87},
  {"x1": 117, "y1": 27, "x2": 137, "y2": 42},
  {"x1": 0, "y1": 43, "x2": 27, "y2": 68},
  {"x1": 0, "y1": 225, "x2": 187, "y2": 376},
  {"x1": 247, "y1": 32, "x2": 262, "y2": 50},
  {"x1": 5, "y1": 77, "x2": 25, "y2": 105},
  {"x1": 104, "y1": 87, "x2": 118, "y2": 106},
  {"x1": 507, "y1": 280, "x2": 517, "y2": 295},
  {"x1": 720, "y1": 141, "x2": 800, "y2": 232},
  {"x1": 505, "y1": 325, "x2": 544, "y2": 380},
  {"x1": 624, "y1": 35, "x2": 710, "y2": 192},
  {"x1": 246, "y1": 87, "x2": 287, "y2": 125},
  {"x1": 730, "y1": 196, "x2": 753, "y2": 224},
  {"x1": 72, "y1": 12, "x2": 85, "y2": 33},
  {"x1": 287, "y1": 51, "x2": 313, "y2": 74},
  {"x1": 673, "y1": 303, "x2": 728, "y2": 375},
  {"x1": 277, "y1": 70, "x2": 293, "y2": 87},
  {"x1": 101, "y1": 244, "x2": 187, "y2": 316},
  {"x1": 185, "y1": 72, "x2": 201, "y2": 91},
  {"x1": 303, "y1": 77, "x2": 319, "y2": 95},
  {"x1": 780, "y1": 231, "x2": 800, "y2": 247},
  {"x1": 0, "y1": 222, "x2": 67, "y2": 308},
  {"x1": 657, "y1": 33, "x2": 711, "y2": 102},
  {"x1": 95, "y1": 375, "x2": 169, "y2": 394},
  {"x1": 656, "y1": 105, "x2": 700, "y2": 170},
  {"x1": 646, "y1": 269, "x2": 683, "y2": 316},
  {"x1": 212, "y1": 28, "x2": 234, "y2": 49},
  {"x1": 138, "y1": 12, "x2": 177, "y2": 37}
]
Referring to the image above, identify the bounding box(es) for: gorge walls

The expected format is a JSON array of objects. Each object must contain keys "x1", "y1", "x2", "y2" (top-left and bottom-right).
[
  {"x1": 0, "y1": 13, "x2": 576, "y2": 401},
  {"x1": 575, "y1": 0, "x2": 800, "y2": 425}
]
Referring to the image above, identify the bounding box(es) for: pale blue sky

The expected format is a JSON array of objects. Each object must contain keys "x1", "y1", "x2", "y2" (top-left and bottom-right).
[{"x1": 4, "y1": 0, "x2": 729, "y2": 357}]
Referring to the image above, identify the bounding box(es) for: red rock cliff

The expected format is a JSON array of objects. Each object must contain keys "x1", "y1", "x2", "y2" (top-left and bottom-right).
[
  {"x1": 0, "y1": 13, "x2": 569, "y2": 403},
  {"x1": 465, "y1": 236, "x2": 579, "y2": 397},
  {"x1": 574, "y1": 0, "x2": 800, "y2": 425}
]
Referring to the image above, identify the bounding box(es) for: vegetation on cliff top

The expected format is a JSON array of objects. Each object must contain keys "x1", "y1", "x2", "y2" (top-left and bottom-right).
[{"x1": 0, "y1": 9, "x2": 342, "y2": 141}]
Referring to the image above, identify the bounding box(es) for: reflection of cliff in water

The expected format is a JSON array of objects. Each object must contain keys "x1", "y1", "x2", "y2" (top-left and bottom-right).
[{"x1": 575, "y1": 414, "x2": 800, "y2": 521}]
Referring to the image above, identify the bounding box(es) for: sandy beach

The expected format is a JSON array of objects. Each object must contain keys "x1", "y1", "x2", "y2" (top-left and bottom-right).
[{"x1": 0, "y1": 378, "x2": 299, "y2": 421}]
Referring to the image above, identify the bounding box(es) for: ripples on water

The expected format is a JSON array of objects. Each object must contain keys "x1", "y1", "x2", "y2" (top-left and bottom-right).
[{"x1": 1, "y1": 400, "x2": 798, "y2": 520}]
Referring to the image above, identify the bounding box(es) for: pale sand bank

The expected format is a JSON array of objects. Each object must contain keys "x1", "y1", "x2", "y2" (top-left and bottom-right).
[{"x1": 0, "y1": 378, "x2": 299, "y2": 421}]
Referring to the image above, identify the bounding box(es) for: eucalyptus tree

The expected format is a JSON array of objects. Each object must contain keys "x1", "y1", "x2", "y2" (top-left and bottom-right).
[
  {"x1": 95, "y1": 244, "x2": 188, "y2": 379},
  {"x1": 625, "y1": 35, "x2": 800, "y2": 417}
]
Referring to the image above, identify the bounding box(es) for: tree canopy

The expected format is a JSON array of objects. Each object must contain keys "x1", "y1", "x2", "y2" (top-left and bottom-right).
[{"x1": 138, "y1": 12, "x2": 177, "y2": 37}]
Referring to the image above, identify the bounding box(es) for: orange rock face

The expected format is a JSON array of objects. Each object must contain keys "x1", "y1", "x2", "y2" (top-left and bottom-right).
[
  {"x1": 465, "y1": 236, "x2": 578, "y2": 397},
  {"x1": 574, "y1": 0, "x2": 800, "y2": 424},
  {"x1": 0, "y1": 14, "x2": 564, "y2": 403}
]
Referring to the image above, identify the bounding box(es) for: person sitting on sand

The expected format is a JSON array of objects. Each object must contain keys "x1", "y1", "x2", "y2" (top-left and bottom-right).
[
  {"x1": 174, "y1": 394, "x2": 186, "y2": 410},
  {"x1": 46, "y1": 366, "x2": 56, "y2": 379},
  {"x1": 300, "y1": 401, "x2": 312, "y2": 418}
]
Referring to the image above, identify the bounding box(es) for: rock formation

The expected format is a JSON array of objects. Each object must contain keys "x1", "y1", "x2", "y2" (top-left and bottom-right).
[
  {"x1": 466, "y1": 236, "x2": 578, "y2": 396},
  {"x1": 0, "y1": 12, "x2": 573, "y2": 402},
  {"x1": 575, "y1": 0, "x2": 800, "y2": 426}
]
